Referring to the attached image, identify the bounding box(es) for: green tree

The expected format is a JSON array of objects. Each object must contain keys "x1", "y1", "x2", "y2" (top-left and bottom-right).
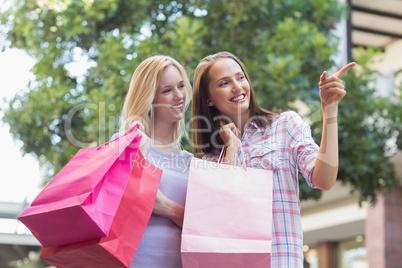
[{"x1": 1, "y1": 0, "x2": 401, "y2": 203}]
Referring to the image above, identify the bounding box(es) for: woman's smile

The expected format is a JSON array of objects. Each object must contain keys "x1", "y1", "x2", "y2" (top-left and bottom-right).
[{"x1": 230, "y1": 93, "x2": 246, "y2": 103}]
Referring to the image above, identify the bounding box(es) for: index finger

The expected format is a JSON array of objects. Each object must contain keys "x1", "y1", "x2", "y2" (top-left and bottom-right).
[
  {"x1": 334, "y1": 62, "x2": 356, "y2": 78},
  {"x1": 320, "y1": 71, "x2": 327, "y2": 82},
  {"x1": 228, "y1": 123, "x2": 240, "y2": 138}
]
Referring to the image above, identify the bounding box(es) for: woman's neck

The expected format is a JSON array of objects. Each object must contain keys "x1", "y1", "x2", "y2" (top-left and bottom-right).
[{"x1": 150, "y1": 121, "x2": 180, "y2": 153}]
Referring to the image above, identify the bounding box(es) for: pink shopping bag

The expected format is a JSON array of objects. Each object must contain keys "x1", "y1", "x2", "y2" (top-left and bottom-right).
[
  {"x1": 40, "y1": 150, "x2": 162, "y2": 267},
  {"x1": 181, "y1": 154, "x2": 273, "y2": 268},
  {"x1": 18, "y1": 126, "x2": 142, "y2": 247}
]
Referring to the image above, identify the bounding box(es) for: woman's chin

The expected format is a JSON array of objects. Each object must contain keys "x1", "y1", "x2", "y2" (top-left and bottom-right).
[
  {"x1": 172, "y1": 111, "x2": 185, "y2": 121},
  {"x1": 177, "y1": 114, "x2": 185, "y2": 120}
]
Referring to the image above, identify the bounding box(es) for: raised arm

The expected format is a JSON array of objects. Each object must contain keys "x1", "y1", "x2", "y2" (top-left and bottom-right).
[{"x1": 311, "y1": 62, "x2": 356, "y2": 190}]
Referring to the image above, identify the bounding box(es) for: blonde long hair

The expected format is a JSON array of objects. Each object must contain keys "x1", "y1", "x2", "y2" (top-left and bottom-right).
[{"x1": 121, "y1": 55, "x2": 192, "y2": 145}]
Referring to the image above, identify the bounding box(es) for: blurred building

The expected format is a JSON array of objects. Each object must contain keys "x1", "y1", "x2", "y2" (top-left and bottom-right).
[
  {"x1": 301, "y1": 1, "x2": 402, "y2": 267},
  {"x1": 0, "y1": 201, "x2": 48, "y2": 267}
]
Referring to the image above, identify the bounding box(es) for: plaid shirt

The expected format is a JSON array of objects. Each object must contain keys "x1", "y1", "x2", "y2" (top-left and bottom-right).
[{"x1": 204, "y1": 111, "x2": 319, "y2": 267}]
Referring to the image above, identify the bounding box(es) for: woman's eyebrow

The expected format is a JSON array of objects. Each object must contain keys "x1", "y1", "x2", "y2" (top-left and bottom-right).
[
  {"x1": 158, "y1": 80, "x2": 184, "y2": 90},
  {"x1": 158, "y1": 84, "x2": 171, "y2": 90},
  {"x1": 215, "y1": 72, "x2": 244, "y2": 84},
  {"x1": 215, "y1": 76, "x2": 229, "y2": 84}
]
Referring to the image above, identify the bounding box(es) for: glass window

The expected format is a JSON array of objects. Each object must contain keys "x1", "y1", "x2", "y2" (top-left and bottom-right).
[
  {"x1": 304, "y1": 247, "x2": 318, "y2": 268},
  {"x1": 337, "y1": 236, "x2": 368, "y2": 268}
]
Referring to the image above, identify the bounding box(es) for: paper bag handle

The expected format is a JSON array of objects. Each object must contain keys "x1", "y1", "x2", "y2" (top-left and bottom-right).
[
  {"x1": 97, "y1": 125, "x2": 139, "y2": 150},
  {"x1": 217, "y1": 143, "x2": 247, "y2": 170}
]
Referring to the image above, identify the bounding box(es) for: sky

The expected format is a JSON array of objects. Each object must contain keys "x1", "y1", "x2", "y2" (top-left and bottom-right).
[{"x1": 0, "y1": 48, "x2": 43, "y2": 204}]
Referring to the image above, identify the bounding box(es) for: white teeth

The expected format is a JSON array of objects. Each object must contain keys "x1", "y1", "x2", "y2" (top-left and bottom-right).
[
  {"x1": 172, "y1": 103, "x2": 183, "y2": 109},
  {"x1": 231, "y1": 95, "x2": 245, "y2": 102}
]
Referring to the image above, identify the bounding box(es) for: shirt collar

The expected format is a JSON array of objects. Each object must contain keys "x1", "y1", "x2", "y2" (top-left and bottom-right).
[{"x1": 244, "y1": 120, "x2": 259, "y2": 130}]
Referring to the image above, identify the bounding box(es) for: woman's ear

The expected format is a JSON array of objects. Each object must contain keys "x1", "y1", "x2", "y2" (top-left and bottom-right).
[{"x1": 207, "y1": 98, "x2": 214, "y2": 107}]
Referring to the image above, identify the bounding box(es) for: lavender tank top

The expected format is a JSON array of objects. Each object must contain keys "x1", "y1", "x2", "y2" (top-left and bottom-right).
[{"x1": 131, "y1": 146, "x2": 192, "y2": 268}]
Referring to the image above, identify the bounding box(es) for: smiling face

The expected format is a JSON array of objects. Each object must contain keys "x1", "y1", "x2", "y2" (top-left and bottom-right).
[
  {"x1": 152, "y1": 65, "x2": 186, "y2": 125},
  {"x1": 207, "y1": 58, "x2": 251, "y2": 122}
]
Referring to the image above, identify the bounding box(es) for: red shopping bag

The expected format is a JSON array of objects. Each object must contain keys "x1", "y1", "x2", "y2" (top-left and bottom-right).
[
  {"x1": 181, "y1": 154, "x2": 273, "y2": 268},
  {"x1": 40, "y1": 150, "x2": 162, "y2": 267},
  {"x1": 18, "y1": 126, "x2": 142, "y2": 247}
]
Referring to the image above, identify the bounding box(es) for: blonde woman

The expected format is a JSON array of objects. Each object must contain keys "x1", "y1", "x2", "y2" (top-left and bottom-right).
[{"x1": 112, "y1": 55, "x2": 192, "y2": 267}]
